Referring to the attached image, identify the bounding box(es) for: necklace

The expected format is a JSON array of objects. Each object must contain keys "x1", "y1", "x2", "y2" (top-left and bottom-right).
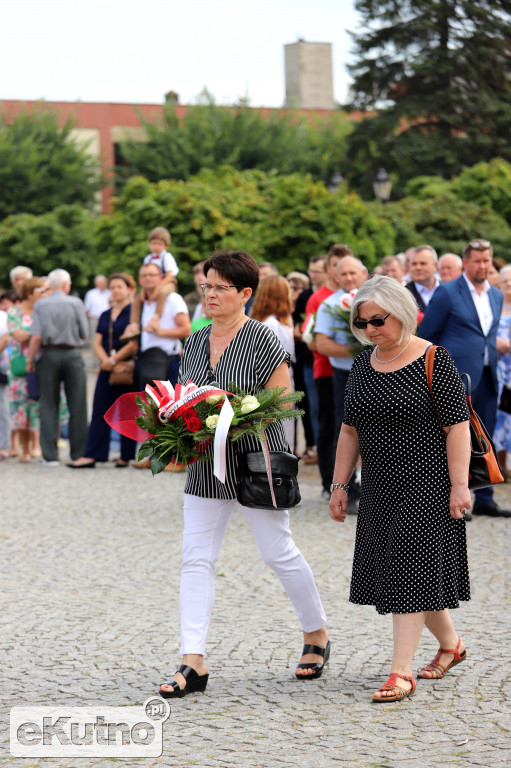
[
  {"x1": 210, "y1": 317, "x2": 245, "y2": 355},
  {"x1": 374, "y1": 336, "x2": 412, "y2": 364}
]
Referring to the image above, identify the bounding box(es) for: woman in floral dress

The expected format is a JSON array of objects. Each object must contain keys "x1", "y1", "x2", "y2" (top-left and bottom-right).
[
  {"x1": 7, "y1": 277, "x2": 48, "y2": 462},
  {"x1": 494, "y1": 265, "x2": 511, "y2": 477}
]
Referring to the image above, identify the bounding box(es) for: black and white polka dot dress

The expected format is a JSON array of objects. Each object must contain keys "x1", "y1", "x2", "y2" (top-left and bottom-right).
[{"x1": 343, "y1": 347, "x2": 471, "y2": 615}]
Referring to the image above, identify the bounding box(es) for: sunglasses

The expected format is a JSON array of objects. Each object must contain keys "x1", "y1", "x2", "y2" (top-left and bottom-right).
[
  {"x1": 468, "y1": 240, "x2": 491, "y2": 249},
  {"x1": 353, "y1": 312, "x2": 391, "y2": 330}
]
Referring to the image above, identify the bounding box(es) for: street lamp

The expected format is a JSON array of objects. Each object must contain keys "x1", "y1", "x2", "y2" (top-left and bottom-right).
[
  {"x1": 328, "y1": 172, "x2": 344, "y2": 193},
  {"x1": 372, "y1": 167, "x2": 392, "y2": 202}
]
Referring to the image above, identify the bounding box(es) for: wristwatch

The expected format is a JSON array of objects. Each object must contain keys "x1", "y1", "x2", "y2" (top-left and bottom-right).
[{"x1": 330, "y1": 482, "x2": 349, "y2": 493}]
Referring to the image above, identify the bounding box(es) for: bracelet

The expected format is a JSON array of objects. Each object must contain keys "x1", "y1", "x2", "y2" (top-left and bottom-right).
[{"x1": 330, "y1": 482, "x2": 349, "y2": 493}]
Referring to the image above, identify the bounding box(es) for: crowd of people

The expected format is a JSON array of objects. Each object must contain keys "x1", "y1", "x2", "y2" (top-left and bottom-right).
[
  {"x1": 1, "y1": 229, "x2": 508, "y2": 703},
  {"x1": 1, "y1": 235, "x2": 510, "y2": 509}
]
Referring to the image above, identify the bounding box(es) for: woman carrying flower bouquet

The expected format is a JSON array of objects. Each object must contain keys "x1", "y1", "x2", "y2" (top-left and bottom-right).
[{"x1": 159, "y1": 249, "x2": 329, "y2": 698}]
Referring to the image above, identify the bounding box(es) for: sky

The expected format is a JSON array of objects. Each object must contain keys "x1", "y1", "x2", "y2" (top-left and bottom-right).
[{"x1": 1, "y1": 0, "x2": 360, "y2": 107}]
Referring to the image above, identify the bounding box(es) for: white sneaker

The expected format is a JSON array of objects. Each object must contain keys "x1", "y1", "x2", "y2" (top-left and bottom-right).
[{"x1": 38, "y1": 459, "x2": 60, "y2": 467}]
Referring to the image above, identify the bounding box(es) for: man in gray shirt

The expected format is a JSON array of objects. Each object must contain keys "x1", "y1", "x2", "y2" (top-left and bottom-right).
[{"x1": 27, "y1": 269, "x2": 88, "y2": 465}]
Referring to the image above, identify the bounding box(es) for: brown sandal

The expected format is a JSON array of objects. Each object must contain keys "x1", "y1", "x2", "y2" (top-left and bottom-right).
[
  {"x1": 418, "y1": 636, "x2": 467, "y2": 679},
  {"x1": 372, "y1": 672, "x2": 416, "y2": 702}
]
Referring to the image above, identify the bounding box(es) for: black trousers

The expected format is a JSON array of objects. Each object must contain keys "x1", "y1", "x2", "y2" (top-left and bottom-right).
[
  {"x1": 314, "y1": 376, "x2": 335, "y2": 492},
  {"x1": 332, "y1": 367, "x2": 359, "y2": 498},
  {"x1": 84, "y1": 370, "x2": 137, "y2": 462},
  {"x1": 139, "y1": 348, "x2": 180, "y2": 389},
  {"x1": 38, "y1": 349, "x2": 87, "y2": 462}
]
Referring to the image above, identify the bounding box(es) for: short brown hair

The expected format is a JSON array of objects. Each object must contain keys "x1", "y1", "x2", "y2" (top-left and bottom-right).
[
  {"x1": 148, "y1": 227, "x2": 171, "y2": 247},
  {"x1": 193, "y1": 261, "x2": 206, "y2": 275},
  {"x1": 328, "y1": 243, "x2": 353, "y2": 263},
  {"x1": 20, "y1": 277, "x2": 45, "y2": 300},
  {"x1": 108, "y1": 272, "x2": 133, "y2": 289},
  {"x1": 462, "y1": 238, "x2": 493, "y2": 259},
  {"x1": 250, "y1": 276, "x2": 292, "y2": 324},
  {"x1": 203, "y1": 249, "x2": 259, "y2": 293}
]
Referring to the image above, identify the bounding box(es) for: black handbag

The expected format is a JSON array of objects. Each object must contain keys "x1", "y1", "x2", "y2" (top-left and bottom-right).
[
  {"x1": 236, "y1": 450, "x2": 301, "y2": 510},
  {"x1": 499, "y1": 385, "x2": 511, "y2": 414}
]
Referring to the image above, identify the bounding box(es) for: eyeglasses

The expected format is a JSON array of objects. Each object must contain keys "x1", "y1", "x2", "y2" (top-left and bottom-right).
[
  {"x1": 468, "y1": 240, "x2": 491, "y2": 249},
  {"x1": 200, "y1": 283, "x2": 242, "y2": 295},
  {"x1": 353, "y1": 313, "x2": 391, "y2": 330}
]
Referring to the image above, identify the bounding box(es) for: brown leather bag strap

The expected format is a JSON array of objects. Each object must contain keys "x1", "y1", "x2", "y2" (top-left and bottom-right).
[
  {"x1": 425, "y1": 344, "x2": 448, "y2": 436},
  {"x1": 108, "y1": 311, "x2": 113, "y2": 355}
]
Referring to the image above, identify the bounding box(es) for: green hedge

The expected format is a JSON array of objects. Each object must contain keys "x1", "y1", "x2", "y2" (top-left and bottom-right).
[{"x1": 2, "y1": 164, "x2": 511, "y2": 293}]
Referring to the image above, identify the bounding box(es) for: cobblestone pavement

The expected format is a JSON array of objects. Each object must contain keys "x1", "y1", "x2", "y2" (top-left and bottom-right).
[{"x1": 1, "y1": 449, "x2": 510, "y2": 768}]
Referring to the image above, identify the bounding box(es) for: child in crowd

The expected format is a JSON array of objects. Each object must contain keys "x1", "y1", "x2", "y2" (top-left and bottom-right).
[{"x1": 121, "y1": 227, "x2": 179, "y2": 340}]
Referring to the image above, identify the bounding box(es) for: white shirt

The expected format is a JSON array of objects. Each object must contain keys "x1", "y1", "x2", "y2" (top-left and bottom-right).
[
  {"x1": 0, "y1": 309, "x2": 7, "y2": 337},
  {"x1": 141, "y1": 292, "x2": 188, "y2": 355},
  {"x1": 143, "y1": 249, "x2": 179, "y2": 277},
  {"x1": 463, "y1": 272, "x2": 493, "y2": 364},
  {"x1": 84, "y1": 287, "x2": 111, "y2": 318},
  {"x1": 262, "y1": 315, "x2": 295, "y2": 363},
  {"x1": 414, "y1": 277, "x2": 440, "y2": 307}
]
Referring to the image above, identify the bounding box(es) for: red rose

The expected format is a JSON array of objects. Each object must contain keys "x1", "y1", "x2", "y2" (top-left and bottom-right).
[
  {"x1": 181, "y1": 408, "x2": 198, "y2": 424},
  {"x1": 417, "y1": 311, "x2": 424, "y2": 325},
  {"x1": 186, "y1": 416, "x2": 202, "y2": 433}
]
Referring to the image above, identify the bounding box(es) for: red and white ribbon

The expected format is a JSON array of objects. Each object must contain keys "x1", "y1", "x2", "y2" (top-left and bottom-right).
[{"x1": 145, "y1": 379, "x2": 235, "y2": 482}]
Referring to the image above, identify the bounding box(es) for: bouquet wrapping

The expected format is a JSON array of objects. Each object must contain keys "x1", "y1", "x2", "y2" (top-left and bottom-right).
[{"x1": 105, "y1": 379, "x2": 303, "y2": 505}]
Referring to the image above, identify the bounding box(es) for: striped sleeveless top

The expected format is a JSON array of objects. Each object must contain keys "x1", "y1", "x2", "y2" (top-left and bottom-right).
[{"x1": 179, "y1": 318, "x2": 291, "y2": 499}]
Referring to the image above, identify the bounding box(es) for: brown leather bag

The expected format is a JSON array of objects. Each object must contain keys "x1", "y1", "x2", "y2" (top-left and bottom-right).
[
  {"x1": 108, "y1": 314, "x2": 135, "y2": 387},
  {"x1": 425, "y1": 345, "x2": 504, "y2": 490},
  {"x1": 109, "y1": 359, "x2": 135, "y2": 386}
]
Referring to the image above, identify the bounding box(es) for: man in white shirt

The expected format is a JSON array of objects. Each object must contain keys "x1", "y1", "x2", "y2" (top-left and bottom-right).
[
  {"x1": 419, "y1": 238, "x2": 510, "y2": 519},
  {"x1": 84, "y1": 275, "x2": 111, "y2": 326},
  {"x1": 84, "y1": 275, "x2": 111, "y2": 364},
  {"x1": 405, "y1": 245, "x2": 440, "y2": 311},
  {"x1": 137, "y1": 263, "x2": 191, "y2": 388}
]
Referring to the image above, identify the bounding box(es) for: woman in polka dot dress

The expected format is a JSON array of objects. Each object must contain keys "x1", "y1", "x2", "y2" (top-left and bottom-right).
[{"x1": 330, "y1": 276, "x2": 471, "y2": 702}]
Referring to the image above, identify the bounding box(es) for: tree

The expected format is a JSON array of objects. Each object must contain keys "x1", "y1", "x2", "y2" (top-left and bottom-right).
[
  {"x1": 345, "y1": 0, "x2": 511, "y2": 190},
  {"x1": 0, "y1": 108, "x2": 102, "y2": 219},
  {"x1": 0, "y1": 205, "x2": 97, "y2": 289},
  {"x1": 404, "y1": 158, "x2": 511, "y2": 227},
  {"x1": 117, "y1": 91, "x2": 353, "y2": 189},
  {"x1": 373, "y1": 192, "x2": 511, "y2": 257},
  {"x1": 96, "y1": 168, "x2": 394, "y2": 290}
]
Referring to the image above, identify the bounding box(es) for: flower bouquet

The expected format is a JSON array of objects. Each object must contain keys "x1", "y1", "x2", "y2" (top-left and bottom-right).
[
  {"x1": 323, "y1": 289, "x2": 363, "y2": 356},
  {"x1": 105, "y1": 380, "x2": 304, "y2": 477}
]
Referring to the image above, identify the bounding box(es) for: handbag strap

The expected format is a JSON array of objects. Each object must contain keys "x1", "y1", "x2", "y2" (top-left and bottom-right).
[
  {"x1": 425, "y1": 345, "x2": 448, "y2": 436},
  {"x1": 426, "y1": 345, "x2": 489, "y2": 446},
  {"x1": 108, "y1": 311, "x2": 114, "y2": 356}
]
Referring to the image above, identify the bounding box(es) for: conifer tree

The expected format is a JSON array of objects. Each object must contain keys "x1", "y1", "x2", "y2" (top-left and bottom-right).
[{"x1": 346, "y1": 0, "x2": 511, "y2": 189}]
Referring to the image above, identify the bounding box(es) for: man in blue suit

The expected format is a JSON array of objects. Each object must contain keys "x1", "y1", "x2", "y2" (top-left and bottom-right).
[{"x1": 419, "y1": 238, "x2": 511, "y2": 519}]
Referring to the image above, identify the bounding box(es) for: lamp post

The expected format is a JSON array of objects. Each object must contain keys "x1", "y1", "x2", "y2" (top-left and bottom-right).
[
  {"x1": 372, "y1": 167, "x2": 392, "y2": 202},
  {"x1": 328, "y1": 172, "x2": 344, "y2": 193}
]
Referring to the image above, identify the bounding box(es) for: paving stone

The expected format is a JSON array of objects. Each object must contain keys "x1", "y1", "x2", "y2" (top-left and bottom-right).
[{"x1": 1, "y1": 442, "x2": 510, "y2": 767}]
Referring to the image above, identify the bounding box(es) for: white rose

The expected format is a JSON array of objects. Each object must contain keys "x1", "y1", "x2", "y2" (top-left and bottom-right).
[
  {"x1": 205, "y1": 394, "x2": 224, "y2": 404},
  {"x1": 239, "y1": 395, "x2": 259, "y2": 415},
  {"x1": 302, "y1": 331, "x2": 314, "y2": 344},
  {"x1": 205, "y1": 414, "x2": 219, "y2": 429}
]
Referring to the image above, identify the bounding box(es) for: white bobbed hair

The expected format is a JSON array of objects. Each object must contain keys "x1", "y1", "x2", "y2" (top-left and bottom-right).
[{"x1": 350, "y1": 275, "x2": 418, "y2": 345}]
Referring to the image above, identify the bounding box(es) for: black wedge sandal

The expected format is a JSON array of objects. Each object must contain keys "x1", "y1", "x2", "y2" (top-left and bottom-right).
[
  {"x1": 159, "y1": 664, "x2": 209, "y2": 699},
  {"x1": 295, "y1": 640, "x2": 331, "y2": 680}
]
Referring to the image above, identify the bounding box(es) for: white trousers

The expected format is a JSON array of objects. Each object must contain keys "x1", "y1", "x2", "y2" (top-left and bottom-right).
[{"x1": 180, "y1": 494, "x2": 327, "y2": 655}]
